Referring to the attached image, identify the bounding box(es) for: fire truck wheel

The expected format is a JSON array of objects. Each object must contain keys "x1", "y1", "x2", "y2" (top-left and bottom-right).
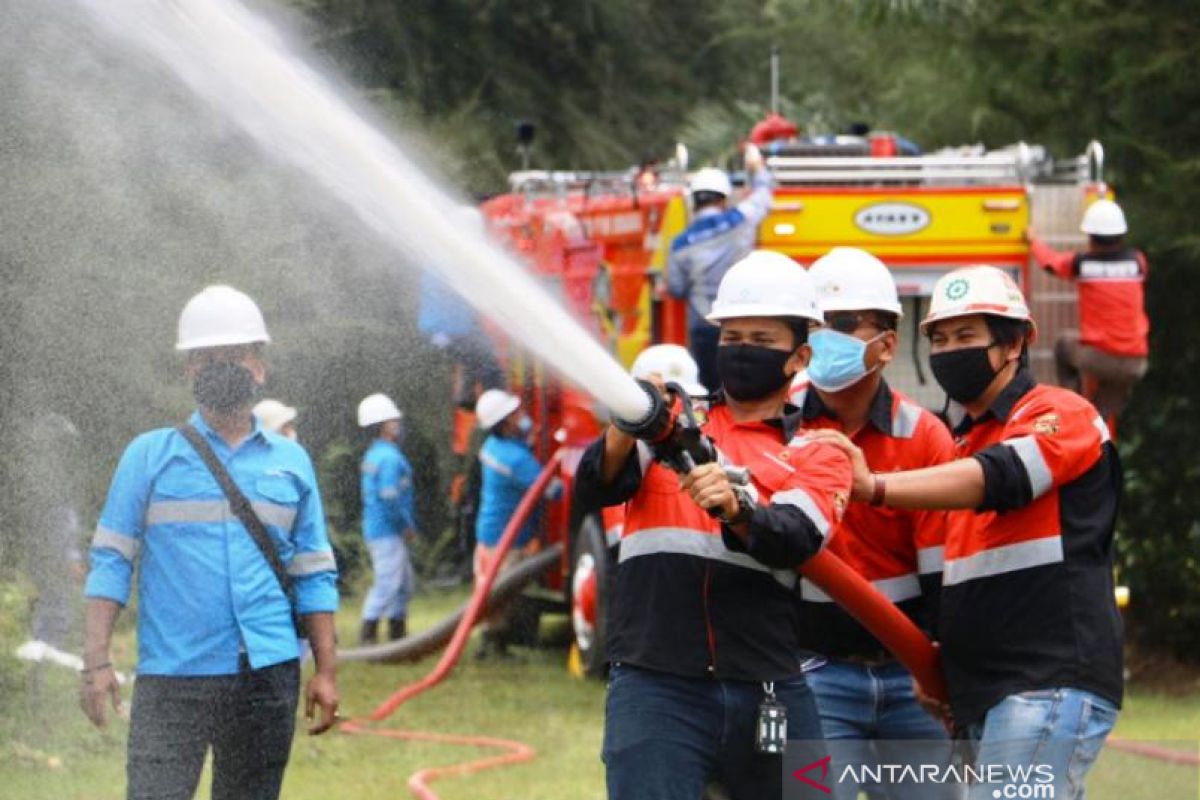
[{"x1": 570, "y1": 514, "x2": 611, "y2": 678}]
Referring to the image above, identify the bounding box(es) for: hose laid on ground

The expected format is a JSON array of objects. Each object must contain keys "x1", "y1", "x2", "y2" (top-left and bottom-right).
[
  {"x1": 337, "y1": 546, "x2": 562, "y2": 665},
  {"x1": 339, "y1": 455, "x2": 561, "y2": 799}
]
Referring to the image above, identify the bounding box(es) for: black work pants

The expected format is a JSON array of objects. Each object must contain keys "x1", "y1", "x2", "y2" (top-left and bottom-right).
[{"x1": 127, "y1": 658, "x2": 300, "y2": 800}]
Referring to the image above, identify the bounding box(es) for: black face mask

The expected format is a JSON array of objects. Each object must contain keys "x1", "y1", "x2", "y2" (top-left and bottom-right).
[
  {"x1": 193, "y1": 361, "x2": 259, "y2": 415},
  {"x1": 717, "y1": 344, "x2": 795, "y2": 401},
  {"x1": 929, "y1": 344, "x2": 1000, "y2": 404}
]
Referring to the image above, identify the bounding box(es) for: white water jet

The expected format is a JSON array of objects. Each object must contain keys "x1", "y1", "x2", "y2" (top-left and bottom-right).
[{"x1": 72, "y1": 0, "x2": 651, "y2": 422}]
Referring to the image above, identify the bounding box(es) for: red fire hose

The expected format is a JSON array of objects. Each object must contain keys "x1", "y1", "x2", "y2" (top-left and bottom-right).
[
  {"x1": 339, "y1": 455, "x2": 561, "y2": 799},
  {"x1": 800, "y1": 549, "x2": 947, "y2": 701}
]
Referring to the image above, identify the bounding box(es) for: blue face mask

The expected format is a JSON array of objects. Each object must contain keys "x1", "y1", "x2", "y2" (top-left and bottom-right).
[{"x1": 807, "y1": 329, "x2": 884, "y2": 392}]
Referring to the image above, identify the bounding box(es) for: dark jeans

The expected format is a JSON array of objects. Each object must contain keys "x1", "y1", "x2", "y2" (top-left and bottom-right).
[
  {"x1": 689, "y1": 324, "x2": 720, "y2": 395},
  {"x1": 603, "y1": 663, "x2": 824, "y2": 800},
  {"x1": 127, "y1": 659, "x2": 300, "y2": 800}
]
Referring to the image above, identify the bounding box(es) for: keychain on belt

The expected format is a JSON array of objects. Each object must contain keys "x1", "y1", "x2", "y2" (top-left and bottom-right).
[{"x1": 755, "y1": 681, "x2": 788, "y2": 754}]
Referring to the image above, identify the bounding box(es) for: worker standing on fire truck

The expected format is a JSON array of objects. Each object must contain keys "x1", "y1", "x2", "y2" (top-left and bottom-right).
[
  {"x1": 666, "y1": 144, "x2": 773, "y2": 393},
  {"x1": 809, "y1": 266, "x2": 1123, "y2": 800},
  {"x1": 794, "y1": 248, "x2": 955, "y2": 800},
  {"x1": 576, "y1": 250, "x2": 852, "y2": 800},
  {"x1": 1027, "y1": 199, "x2": 1149, "y2": 423}
]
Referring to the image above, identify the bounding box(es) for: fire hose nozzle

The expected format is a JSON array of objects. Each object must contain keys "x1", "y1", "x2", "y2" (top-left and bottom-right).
[{"x1": 612, "y1": 379, "x2": 673, "y2": 443}]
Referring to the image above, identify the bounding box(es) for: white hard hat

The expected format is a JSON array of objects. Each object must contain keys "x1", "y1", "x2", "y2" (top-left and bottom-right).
[
  {"x1": 690, "y1": 167, "x2": 732, "y2": 198},
  {"x1": 920, "y1": 265, "x2": 1036, "y2": 337},
  {"x1": 357, "y1": 393, "x2": 403, "y2": 427},
  {"x1": 631, "y1": 344, "x2": 707, "y2": 397},
  {"x1": 253, "y1": 399, "x2": 297, "y2": 434},
  {"x1": 176, "y1": 285, "x2": 270, "y2": 351},
  {"x1": 475, "y1": 389, "x2": 521, "y2": 431},
  {"x1": 808, "y1": 247, "x2": 903, "y2": 317},
  {"x1": 707, "y1": 250, "x2": 823, "y2": 325},
  {"x1": 1080, "y1": 199, "x2": 1127, "y2": 236}
]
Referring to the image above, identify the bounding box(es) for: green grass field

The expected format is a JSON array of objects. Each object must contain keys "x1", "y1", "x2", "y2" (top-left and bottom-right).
[{"x1": 2, "y1": 586, "x2": 1197, "y2": 799}]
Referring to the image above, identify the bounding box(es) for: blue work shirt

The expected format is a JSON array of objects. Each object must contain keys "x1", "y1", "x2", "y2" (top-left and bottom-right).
[
  {"x1": 666, "y1": 169, "x2": 773, "y2": 329},
  {"x1": 361, "y1": 439, "x2": 416, "y2": 541},
  {"x1": 85, "y1": 411, "x2": 339, "y2": 677},
  {"x1": 475, "y1": 434, "x2": 544, "y2": 548}
]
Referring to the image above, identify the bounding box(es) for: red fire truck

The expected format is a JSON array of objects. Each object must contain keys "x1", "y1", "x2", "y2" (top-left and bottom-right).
[{"x1": 477, "y1": 124, "x2": 1109, "y2": 676}]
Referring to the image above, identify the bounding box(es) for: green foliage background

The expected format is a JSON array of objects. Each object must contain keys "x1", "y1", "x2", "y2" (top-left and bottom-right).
[{"x1": 0, "y1": 0, "x2": 1196, "y2": 657}]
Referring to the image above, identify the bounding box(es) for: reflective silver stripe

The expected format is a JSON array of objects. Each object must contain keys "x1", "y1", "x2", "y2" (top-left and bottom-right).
[
  {"x1": 361, "y1": 462, "x2": 379, "y2": 475},
  {"x1": 92, "y1": 525, "x2": 139, "y2": 560},
  {"x1": 892, "y1": 400, "x2": 922, "y2": 439},
  {"x1": 145, "y1": 499, "x2": 297, "y2": 530},
  {"x1": 1093, "y1": 416, "x2": 1111, "y2": 444},
  {"x1": 771, "y1": 488, "x2": 831, "y2": 537},
  {"x1": 479, "y1": 451, "x2": 513, "y2": 477},
  {"x1": 917, "y1": 545, "x2": 944, "y2": 575},
  {"x1": 251, "y1": 502, "x2": 297, "y2": 530},
  {"x1": 287, "y1": 550, "x2": 336, "y2": 576},
  {"x1": 378, "y1": 488, "x2": 400, "y2": 499},
  {"x1": 799, "y1": 572, "x2": 921, "y2": 603},
  {"x1": 942, "y1": 537, "x2": 1064, "y2": 586},
  {"x1": 604, "y1": 525, "x2": 623, "y2": 548},
  {"x1": 1006, "y1": 435, "x2": 1053, "y2": 500},
  {"x1": 619, "y1": 526, "x2": 796, "y2": 589}
]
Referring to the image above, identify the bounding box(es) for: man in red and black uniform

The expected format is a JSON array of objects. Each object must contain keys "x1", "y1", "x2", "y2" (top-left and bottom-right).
[
  {"x1": 575, "y1": 251, "x2": 851, "y2": 800},
  {"x1": 794, "y1": 248, "x2": 955, "y2": 800},
  {"x1": 810, "y1": 266, "x2": 1123, "y2": 800},
  {"x1": 1028, "y1": 199, "x2": 1149, "y2": 422}
]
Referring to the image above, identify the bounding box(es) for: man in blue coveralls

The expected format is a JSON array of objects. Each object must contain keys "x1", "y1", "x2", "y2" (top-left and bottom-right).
[
  {"x1": 472, "y1": 389, "x2": 559, "y2": 660},
  {"x1": 79, "y1": 285, "x2": 340, "y2": 800},
  {"x1": 357, "y1": 392, "x2": 418, "y2": 644}
]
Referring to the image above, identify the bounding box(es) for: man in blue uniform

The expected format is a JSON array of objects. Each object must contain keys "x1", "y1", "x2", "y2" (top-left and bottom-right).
[
  {"x1": 80, "y1": 285, "x2": 340, "y2": 800},
  {"x1": 472, "y1": 389, "x2": 557, "y2": 660},
  {"x1": 666, "y1": 144, "x2": 773, "y2": 391},
  {"x1": 357, "y1": 392, "x2": 418, "y2": 644}
]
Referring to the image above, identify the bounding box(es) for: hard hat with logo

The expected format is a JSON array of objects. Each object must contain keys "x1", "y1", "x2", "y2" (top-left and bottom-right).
[
  {"x1": 690, "y1": 167, "x2": 732, "y2": 198},
  {"x1": 706, "y1": 250, "x2": 823, "y2": 325},
  {"x1": 1080, "y1": 199, "x2": 1127, "y2": 236},
  {"x1": 631, "y1": 344, "x2": 707, "y2": 397},
  {"x1": 807, "y1": 247, "x2": 903, "y2": 317},
  {"x1": 357, "y1": 393, "x2": 403, "y2": 428},
  {"x1": 253, "y1": 399, "x2": 297, "y2": 434},
  {"x1": 920, "y1": 265, "x2": 1036, "y2": 338},
  {"x1": 176, "y1": 285, "x2": 270, "y2": 351},
  {"x1": 475, "y1": 389, "x2": 521, "y2": 431}
]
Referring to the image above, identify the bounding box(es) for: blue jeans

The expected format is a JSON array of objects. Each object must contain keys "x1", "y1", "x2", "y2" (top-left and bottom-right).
[
  {"x1": 806, "y1": 659, "x2": 955, "y2": 800},
  {"x1": 603, "y1": 663, "x2": 824, "y2": 800},
  {"x1": 965, "y1": 688, "x2": 1119, "y2": 800},
  {"x1": 362, "y1": 535, "x2": 415, "y2": 621}
]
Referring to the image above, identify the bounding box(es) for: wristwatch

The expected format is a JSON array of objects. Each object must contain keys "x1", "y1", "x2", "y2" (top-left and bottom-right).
[{"x1": 719, "y1": 485, "x2": 756, "y2": 526}]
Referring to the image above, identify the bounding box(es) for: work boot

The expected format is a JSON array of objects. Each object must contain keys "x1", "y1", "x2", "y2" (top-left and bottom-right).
[
  {"x1": 388, "y1": 617, "x2": 407, "y2": 641},
  {"x1": 359, "y1": 619, "x2": 379, "y2": 645},
  {"x1": 474, "y1": 630, "x2": 497, "y2": 661}
]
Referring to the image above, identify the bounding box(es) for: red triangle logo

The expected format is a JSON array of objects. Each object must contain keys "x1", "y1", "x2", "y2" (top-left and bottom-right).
[{"x1": 792, "y1": 754, "x2": 832, "y2": 794}]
